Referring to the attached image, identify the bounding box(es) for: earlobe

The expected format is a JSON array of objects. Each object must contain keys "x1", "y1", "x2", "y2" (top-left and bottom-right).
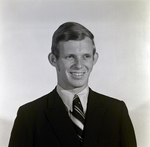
[
  {"x1": 48, "y1": 53, "x2": 57, "y2": 67},
  {"x1": 93, "y1": 52, "x2": 99, "y2": 65}
]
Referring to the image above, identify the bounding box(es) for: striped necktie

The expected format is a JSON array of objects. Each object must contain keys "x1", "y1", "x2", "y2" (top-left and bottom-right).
[{"x1": 71, "y1": 94, "x2": 85, "y2": 142}]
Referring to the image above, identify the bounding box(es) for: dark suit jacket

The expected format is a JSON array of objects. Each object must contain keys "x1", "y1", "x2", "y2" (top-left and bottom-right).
[{"x1": 9, "y1": 88, "x2": 136, "y2": 147}]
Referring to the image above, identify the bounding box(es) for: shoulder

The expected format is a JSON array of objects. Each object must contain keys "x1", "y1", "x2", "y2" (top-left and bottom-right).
[
  {"x1": 89, "y1": 89, "x2": 129, "y2": 120},
  {"x1": 18, "y1": 88, "x2": 57, "y2": 113},
  {"x1": 89, "y1": 88, "x2": 126, "y2": 109}
]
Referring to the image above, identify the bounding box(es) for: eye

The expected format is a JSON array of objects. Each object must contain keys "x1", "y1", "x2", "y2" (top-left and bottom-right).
[
  {"x1": 84, "y1": 54, "x2": 91, "y2": 59},
  {"x1": 65, "y1": 55, "x2": 74, "y2": 59}
]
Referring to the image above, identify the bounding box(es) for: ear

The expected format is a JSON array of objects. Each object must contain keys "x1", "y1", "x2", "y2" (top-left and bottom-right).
[
  {"x1": 48, "y1": 53, "x2": 57, "y2": 67},
  {"x1": 93, "y1": 52, "x2": 99, "y2": 65}
]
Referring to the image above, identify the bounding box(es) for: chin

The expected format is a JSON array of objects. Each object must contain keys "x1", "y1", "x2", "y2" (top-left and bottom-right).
[{"x1": 71, "y1": 82, "x2": 87, "y2": 89}]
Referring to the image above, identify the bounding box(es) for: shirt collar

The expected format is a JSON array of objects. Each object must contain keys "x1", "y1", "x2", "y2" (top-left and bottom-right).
[{"x1": 56, "y1": 85, "x2": 89, "y2": 113}]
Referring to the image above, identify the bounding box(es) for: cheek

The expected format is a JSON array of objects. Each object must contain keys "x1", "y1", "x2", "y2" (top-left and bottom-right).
[
  {"x1": 85, "y1": 61, "x2": 94, "y2": 70},
  {"x1": 57, "y1": 62, "x2": 70, "y2": 73},
  {"x1": 56, "y1": 60, "x2": 66, "y2": 71}
]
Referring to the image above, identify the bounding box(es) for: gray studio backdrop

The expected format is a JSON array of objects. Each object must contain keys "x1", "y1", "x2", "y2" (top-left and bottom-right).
[{"x1": 0, "y1": 0, "x2": 150, "y2": 147}]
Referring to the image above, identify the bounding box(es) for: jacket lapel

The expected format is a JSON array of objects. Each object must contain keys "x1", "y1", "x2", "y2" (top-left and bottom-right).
[
  {"x1": 82, "y1": 89, "x2": 106, "y2": 147},
  {"x1": 44, "y1": 89, "x2": 80, "y2": 147}
]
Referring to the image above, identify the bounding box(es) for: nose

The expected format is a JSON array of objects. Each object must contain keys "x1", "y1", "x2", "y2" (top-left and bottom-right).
[{"x1": 75, "y1": 58, "x2": 83, "y2": 69}]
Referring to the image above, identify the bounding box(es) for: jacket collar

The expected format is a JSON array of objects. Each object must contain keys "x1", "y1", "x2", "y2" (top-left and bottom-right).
[
  {"x1": 45, "y1": 88, "x2": 80, "y2": 147},
  {"x1": 45, "y1": 88, "x2": 106, "y2": 147},
  {"x1": 82, "y1": 88, "x2": 106, "y2": 147}
]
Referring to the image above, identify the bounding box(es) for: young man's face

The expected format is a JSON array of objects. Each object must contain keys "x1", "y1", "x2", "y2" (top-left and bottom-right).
[{"x1": 51, "y1": 37, "x2": 98, "y2": 90}]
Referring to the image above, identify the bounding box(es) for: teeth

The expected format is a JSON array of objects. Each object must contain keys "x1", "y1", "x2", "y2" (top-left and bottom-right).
[{"x1": 71, "y1": 72, "x2": 84, "y2": 76}]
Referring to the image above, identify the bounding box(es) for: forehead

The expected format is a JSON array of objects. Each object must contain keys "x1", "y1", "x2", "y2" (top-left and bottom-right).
[{"x1": 58, "y1": 37, "x2": 94, "y2": 55}]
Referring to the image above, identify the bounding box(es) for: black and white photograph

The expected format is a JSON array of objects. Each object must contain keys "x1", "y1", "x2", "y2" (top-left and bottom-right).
[{"x1": 0, "y1": 0, "x2": 150, "y2": 147}]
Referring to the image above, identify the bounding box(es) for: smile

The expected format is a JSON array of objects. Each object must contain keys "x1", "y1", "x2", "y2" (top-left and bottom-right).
[{"x1": 70, "y1": 72, "x2": 85, "y2": 76}]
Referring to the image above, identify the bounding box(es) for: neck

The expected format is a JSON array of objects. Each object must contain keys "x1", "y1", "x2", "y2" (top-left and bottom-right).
[
  {"x1": 57, "y1": 84, "x2": 88, "y2": 94},
  {"x1": 68, "y1": 86, "x2": 87, "y2": 94}
]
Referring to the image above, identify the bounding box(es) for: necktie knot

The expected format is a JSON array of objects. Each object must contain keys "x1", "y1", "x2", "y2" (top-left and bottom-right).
[{"x1": 73, "y1": 94, "x2": 84, "y2": 113}]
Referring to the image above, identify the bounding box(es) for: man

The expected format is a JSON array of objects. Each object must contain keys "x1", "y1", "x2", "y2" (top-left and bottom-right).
[{"x1": 9, "y1": 22, "x2": 137, "y2": 147}]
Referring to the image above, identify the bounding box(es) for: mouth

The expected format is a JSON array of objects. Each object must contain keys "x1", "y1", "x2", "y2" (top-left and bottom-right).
[{"x1": 70, "y1": 72, "x2": 85, "y2": 78}]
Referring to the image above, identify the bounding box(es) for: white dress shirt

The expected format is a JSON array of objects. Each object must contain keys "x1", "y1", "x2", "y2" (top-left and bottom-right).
[{"x1": 56, "y1": 85, "x2": 89, "y2": 116}]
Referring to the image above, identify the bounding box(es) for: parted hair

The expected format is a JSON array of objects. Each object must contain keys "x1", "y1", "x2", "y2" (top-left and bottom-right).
[{"x1": 51, "y1": 22, "x2": 96, "y2": 58}]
